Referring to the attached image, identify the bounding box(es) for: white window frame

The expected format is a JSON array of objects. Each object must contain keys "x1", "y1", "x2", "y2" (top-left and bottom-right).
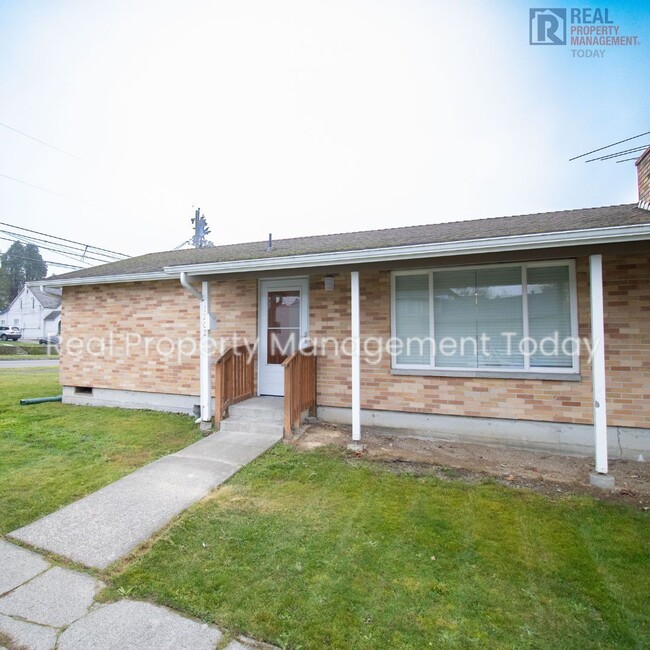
[{"x1": 390, "y1": 260, "x2": 579, "y2": 375}]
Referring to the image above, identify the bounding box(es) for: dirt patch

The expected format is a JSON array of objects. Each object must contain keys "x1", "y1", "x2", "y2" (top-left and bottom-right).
[{"x1": 292, "y1": 423, "x2": 650, "y2": 509}]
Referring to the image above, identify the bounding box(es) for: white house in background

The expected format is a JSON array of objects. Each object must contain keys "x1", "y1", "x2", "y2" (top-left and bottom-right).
[{"x1": 0, "y1": 285, "x2": 61, "y2": 340}]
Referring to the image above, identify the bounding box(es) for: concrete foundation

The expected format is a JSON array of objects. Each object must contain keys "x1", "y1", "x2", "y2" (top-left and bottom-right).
[
  {"x1": 62, "y1": 386, "x2": 210, "y2": 415},
  {"x1": 60, "y1": 386, "x2": 650, "y2": 461},
  {"x1": 318, "y1": 406, "x2": 650, "y2": 461}
]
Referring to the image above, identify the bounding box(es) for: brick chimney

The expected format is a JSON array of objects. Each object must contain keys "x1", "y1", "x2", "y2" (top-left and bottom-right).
[{"x1": 636, "y1": 145, "x2": 650, "y2": 209}]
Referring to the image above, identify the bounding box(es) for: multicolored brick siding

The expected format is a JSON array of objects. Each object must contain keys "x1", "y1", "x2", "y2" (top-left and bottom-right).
[
  {"x1": 61, "y1": 251, "x2": 650, "y2": 429},
  {"x1": 311, "y1": 252, "x2": 650, "y2": 429},
  {"x1": 61, "y1": 279, "x2": 258, "y2": 395}
]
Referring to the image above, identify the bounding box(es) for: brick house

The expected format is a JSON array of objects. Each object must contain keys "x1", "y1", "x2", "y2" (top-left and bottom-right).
[{"x1": 34, "y1": 148, "x2": 650, "y2": 477}]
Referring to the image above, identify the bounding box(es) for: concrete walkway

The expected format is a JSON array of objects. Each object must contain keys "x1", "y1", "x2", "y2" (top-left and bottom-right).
[
  {"x1": 0, "y1": 540, "x2": 276, "y2": 650},
  {"x1": 9, "y1": 429, "x2": 281, "y2": 569},
  {"x1": 1, "y1": 415, "x2": 282, "y2": 649}
]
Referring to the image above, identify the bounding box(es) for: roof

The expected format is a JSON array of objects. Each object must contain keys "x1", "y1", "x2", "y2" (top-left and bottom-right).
[
  {"x1": 41, "y1": 202, "x2": 650, "y2": 285},
  {"x1": 43, "y1": 309, "x2": 61, "y2": 321},
  {"x1": 30, "y1": 287, "x2": 62, "y2": 309}
]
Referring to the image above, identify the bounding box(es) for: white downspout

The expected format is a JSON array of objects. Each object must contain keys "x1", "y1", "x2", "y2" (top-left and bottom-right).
[
  {"x1": 589, "y1": 255, "x2": 608, "y2": 475},
  {"x1": 350, "y1": 270, "x2": 361, "y2": 443},
  {"x1": 180, "y1": 272, "x2": 213, "y2": 428}
]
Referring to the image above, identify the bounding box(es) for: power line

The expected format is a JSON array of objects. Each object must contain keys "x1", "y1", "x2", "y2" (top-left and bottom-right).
[
  {"x1": 616, "y1": 157, "x2": 641, "y2": 164},
  {"x1": 0, "y1": 119, "x2": 191, "y2": 208},
  {"x1": 0, "y1": 227, "x2": 122, "y2": 263},
  {"x1": 570, "y1": 131, "x2": 650, "y2": 161},
  {"x1": 0, "y1": 172, "x2": 141, "y2": 221},
  {"x1": 0, "y1": 221, "x2": 127, "y2": 259},
  {"x1": 585, "y1": 145, "x2": 649, "y2": 163},
  {"x1": 0, "y1": 253, "x2": 82, "y2": 271},
  {"x1": 0, "y1": 120, "x2": 106, "y2": 171},
  {"x1": 0, "y1": 232, "x2": 112, "y2": 266}
]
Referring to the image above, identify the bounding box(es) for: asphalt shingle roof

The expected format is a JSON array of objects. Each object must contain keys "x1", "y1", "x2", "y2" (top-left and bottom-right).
[
  {"x1": 30, "y1": 286, "x2": 62, "y2": 308},
  {"x1": 51, "y1": 203, "x2": 649, "y2": 282}
]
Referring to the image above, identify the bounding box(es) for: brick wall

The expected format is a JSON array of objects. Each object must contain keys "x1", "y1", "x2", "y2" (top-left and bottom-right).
[
  {"x1": 61, "y1": 278, "x2": 257, "y2": 396},
  {"x1": 61, "y1": 252, "x2": 650, "y2": 429},
  {"x1": 310, "y1": 252, "x2": 650, "y2": 429}
]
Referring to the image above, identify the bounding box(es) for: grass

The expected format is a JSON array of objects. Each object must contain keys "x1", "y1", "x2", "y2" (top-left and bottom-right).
[
  {"x1": 105, "y1": 445, "x2": 650, "y2": 649},
  {"x1": 0, "y1": 369, "x2": 201, "y2": 534}
]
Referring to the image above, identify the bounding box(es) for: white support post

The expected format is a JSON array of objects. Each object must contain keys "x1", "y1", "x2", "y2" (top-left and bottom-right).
[
  {"x1": 589, "y1": 255, "x2": 608, "y2": 474},
  {"x1": 200, "y1": 281, "x2": 212, "y2": 424},
  {"x1": 351, "y1": 271, "x2": 361, "y2": 442}
]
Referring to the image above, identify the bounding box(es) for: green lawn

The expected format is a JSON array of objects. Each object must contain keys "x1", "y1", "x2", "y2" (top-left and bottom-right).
[
  {"x1": 0, "y1": 369, "x2": 201, "y2": 534},
  {"x1": 105, "y1": 445, "x2": 650, "y2": 650}
]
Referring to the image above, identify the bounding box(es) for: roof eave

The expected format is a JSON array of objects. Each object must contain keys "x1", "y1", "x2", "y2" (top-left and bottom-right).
[
  {"x1": 29, "y1": 271, "x2": 172, "y2": 289},
  {"x1": 32, "y1": 222, "x2": 650, "y2": 288},
  {"x1": 165, "y1": 223, "x2": 650, "y2": 276}
]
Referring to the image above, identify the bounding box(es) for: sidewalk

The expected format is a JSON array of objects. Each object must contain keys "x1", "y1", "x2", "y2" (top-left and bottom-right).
[
  {"x1": 9, "y1": 430, "x2": 280, "y2": 569},
  {"x1": 0, "y1": 359, "x2": 59, "y2": 369},
  {"x1": 0, "y1": 428, "x2": 282, "y2": 649}
]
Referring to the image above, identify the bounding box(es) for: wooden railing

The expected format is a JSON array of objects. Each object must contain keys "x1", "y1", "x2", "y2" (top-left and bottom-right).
[
  {"x1": 215, "y1": 344, "x2": 256, "y2": 425},
  {"x1": 282, "y1": 346, "x2": 317, "y2": 437}
]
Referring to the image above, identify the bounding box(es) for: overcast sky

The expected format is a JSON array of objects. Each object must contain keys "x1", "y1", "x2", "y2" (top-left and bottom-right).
[{"x1": 0, "y1": 0, "x2": 648, "y2": 273}]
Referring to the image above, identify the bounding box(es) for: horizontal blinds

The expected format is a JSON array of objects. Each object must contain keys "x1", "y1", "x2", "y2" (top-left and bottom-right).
[
  {"x1": 394, "y1": 274, "x2": 430, "y2": 364},
  {"x1": 433, "y1": 270, "x2": 478, "y2": 368},
  {"x1": 394, "y1": 263, "x2": 574, "y2": 371},
  {"x1": 476, "y1": 266, "x2": 524, "y2": 368},
  {"x1": 527, "y1": 266, "x2": 573, "y2": 368}
]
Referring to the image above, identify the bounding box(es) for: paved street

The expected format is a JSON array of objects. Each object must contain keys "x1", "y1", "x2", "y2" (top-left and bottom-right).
[{"x1": 0, "y1": 359, "x2": 59, "y2": 369}]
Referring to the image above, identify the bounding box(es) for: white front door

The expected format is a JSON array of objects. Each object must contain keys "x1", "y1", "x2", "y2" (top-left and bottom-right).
[{"x1": 258, "y1": 278, "x2": 310, "y2": 396}]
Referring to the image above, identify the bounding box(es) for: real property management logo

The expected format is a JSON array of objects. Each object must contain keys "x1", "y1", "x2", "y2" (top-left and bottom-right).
[{"x1": 530, "y1": 7, "x2": 640, "y2": 58}]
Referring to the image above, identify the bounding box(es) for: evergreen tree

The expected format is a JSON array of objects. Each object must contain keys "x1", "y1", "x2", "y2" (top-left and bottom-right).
[
  {"x1": 0, "y1": 242, "x2": 48, "y2": 308},
  {"x1": 0, "y1": 267, "x2": 10, "y2": 311}
]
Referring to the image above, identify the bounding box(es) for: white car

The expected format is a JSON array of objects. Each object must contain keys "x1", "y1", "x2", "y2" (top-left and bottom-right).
[{"x1": 0, "y1": 326, "x2": 21, "y2": 341}]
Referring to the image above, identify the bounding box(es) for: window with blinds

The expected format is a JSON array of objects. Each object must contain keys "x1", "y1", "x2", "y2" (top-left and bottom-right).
[{"x1": 391, "y1": 262, "x2": 577, "y2": 373}]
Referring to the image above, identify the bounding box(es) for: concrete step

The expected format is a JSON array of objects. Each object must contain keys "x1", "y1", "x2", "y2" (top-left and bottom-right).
[
  {"x1": 228, "y1": 398, "x2": 284, "y2": 423},
  {"x1": 219, "y1": 418, "x2": 284, "y2": 435}
]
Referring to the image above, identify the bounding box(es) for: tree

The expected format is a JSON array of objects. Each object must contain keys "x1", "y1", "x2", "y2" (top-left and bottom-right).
[
  {"x1": 0, "y1": 267, "x2": 9, "y2": 311},
  {"x1": 0, "y1": 242, "x2": 48, "y2": 309}
]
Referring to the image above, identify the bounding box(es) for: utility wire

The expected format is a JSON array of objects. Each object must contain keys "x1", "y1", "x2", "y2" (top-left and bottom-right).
[
  {"x1": 0, "y1": 119, "x2": 190, "y2": 208},
  {"x1": 616, "y1": 157, "x2": 641, "y2": 163},
  {"x1": 585, "y1": 145, "x2": 649, "y2": 163},
  {"x1": 0, "y1": 221, "x2": 127, "y2": 259},
  {"x1": 0, "y1": 235, "x2": 95, "y2": 267},
  {"x1": 0, "y1": 228, "x2": 120, "y2": 263},
  {"x1": 570, "y1": 131, "x2": 650, "y2": 161},
  {"x1": 0, "y1": 232, "x2": 111, "y2": 265},
  {"x1": 0, "y1": 120, "x2": 105, "y2": 171},
  {"x1": 1, "y1": 253, "x2": 82, "y2": 270},
  {"x1": 0, "y1": 172, "x2": 141, "y2": 222}
]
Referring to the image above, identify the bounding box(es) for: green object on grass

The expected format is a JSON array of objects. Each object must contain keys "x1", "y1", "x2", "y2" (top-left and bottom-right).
[{"x1": 19, "y1": 396, "x2": 63, "y2": 405}]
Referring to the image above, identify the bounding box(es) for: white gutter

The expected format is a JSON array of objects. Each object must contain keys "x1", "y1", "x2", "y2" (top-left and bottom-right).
[
  {"x1": 30, "y1": 222, "x2": 650, "y2": 288},
  {"x1": 29, "y1": 272, "x2": 170, "y2": 289},
  {"x1": 180, "y1": 272, "x2": 213, "y2": 428}
]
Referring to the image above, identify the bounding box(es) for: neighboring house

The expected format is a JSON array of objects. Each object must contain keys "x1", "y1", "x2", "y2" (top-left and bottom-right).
[
  {"x1": 0, "y1": 286, "x2": 61, "y2": 340},
  {"x1": 33, "y1": 148, "x2": 650, "y2": 480}
]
